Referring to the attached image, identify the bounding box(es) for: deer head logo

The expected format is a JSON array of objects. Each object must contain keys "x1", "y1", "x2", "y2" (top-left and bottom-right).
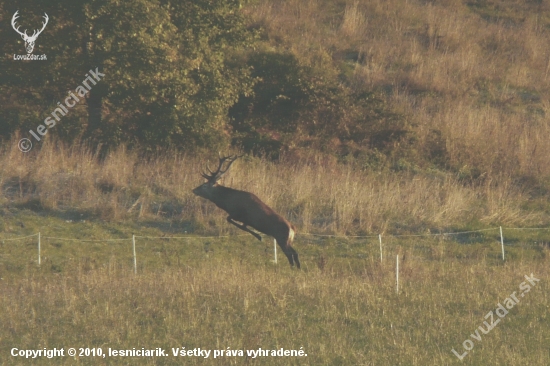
[{"x1": 11, "y1": 10, "x2": 49, "y2": 54}]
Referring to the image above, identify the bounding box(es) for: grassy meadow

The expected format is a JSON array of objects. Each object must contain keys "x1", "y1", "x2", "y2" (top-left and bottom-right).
[
  {"x1": 0, "y1": 141, "x2": 549, "y2": 365},
  {"x1": 3, "y1": 0, "x2": 550, "y2": 364},
  {"x1": 0, "y1": 211, "x2": 549, "y2": 365}
]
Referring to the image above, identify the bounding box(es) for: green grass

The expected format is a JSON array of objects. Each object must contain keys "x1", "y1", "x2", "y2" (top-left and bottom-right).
[{"x1": 1, "y1": 211, "x2": 549, "y2": 365}]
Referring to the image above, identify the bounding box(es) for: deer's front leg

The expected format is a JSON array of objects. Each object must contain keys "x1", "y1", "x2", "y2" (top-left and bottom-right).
[{"x1": 227, "y1": 217, "x2": 262, "y2": 241}]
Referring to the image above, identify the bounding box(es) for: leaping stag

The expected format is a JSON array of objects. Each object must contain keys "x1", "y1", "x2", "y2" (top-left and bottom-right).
[
  {"x1": 192, "y1": 155, "x2": 300, "y2": 269},
  {"x1": 11, "y1": 10, "x2": 49, "y2": 54}
]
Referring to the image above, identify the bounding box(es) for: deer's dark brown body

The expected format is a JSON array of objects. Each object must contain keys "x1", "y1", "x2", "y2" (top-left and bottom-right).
[{"x1": 192, "y1": 156, "x2": 300, "y2": 268}]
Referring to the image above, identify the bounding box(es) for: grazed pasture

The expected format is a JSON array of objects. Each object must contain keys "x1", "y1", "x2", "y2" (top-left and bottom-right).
[{"x1": 0, "y1": 211, "x2": 548, "y2": 365}]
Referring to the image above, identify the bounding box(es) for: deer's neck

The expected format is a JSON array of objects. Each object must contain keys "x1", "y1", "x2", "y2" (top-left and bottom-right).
[{"x1": 208, "y1": 185, "x2": 239, "y2": 210}]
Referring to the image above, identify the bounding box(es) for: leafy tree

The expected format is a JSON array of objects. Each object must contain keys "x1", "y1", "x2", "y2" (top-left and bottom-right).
[
  {"x1": 229, "y1": 51, "x2": 411, "y2": 161},
  {"x1": 0, "y1": 0, "x2": 255, "y2": 151}
]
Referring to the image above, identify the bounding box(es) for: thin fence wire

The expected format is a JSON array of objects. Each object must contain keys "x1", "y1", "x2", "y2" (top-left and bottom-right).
[
  {"x1": 300, "y1": 227, "x2": 499, "y2": 238},
  {"x1": 1, "y1": 226, "x2": 549, "y2": 274},
  {"x1": 300, "y1": 233, "x2": 380, "y2": 238},
  {"x1": 2, "y1": 226, "x2": 547, "y2": 297},
  {"x1": 0, "y1": 226, "x2": 545, "y2": 242},
  {"x1": 134, "y1": 234, "x2": 249, "y2": 239},
  {"x1": 504, "y1": 227, "x2": 550, "y2": 231},
  {"x1": 42, "y1": 236, "x2": 131, "y2": 242},
  {"x1": 0, "y1": 233, "x2": 39, "y2": 241}
]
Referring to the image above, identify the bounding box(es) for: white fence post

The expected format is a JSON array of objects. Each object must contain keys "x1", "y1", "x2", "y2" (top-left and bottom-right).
[
  {"x1": 379, "y1": 234, "x2": 383, "y2": 263},
  {"x1": 132, "y1": 234, "x2": 137, "y2": 274},
  {"x1": 396, "y1": 254, "x2": 399, "y2": 294},
  {"x1": 500, "y1": 226, "x2": 505, "y2": 260},
  {"x1": 38, "y1": 232, "x2": 41, "y2": 266}
]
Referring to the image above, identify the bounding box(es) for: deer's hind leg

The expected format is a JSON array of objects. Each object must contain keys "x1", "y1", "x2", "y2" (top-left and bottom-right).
[{"x1": 275, "y1": 238, "x2": 301, "y2": 269}]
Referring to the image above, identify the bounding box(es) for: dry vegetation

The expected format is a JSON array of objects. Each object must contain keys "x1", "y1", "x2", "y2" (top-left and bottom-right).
[
  {"x1": 0, "y1": 137, "x2": 546, "y2": 237},
  {"x1": 3, "y1": 0, "x2": 550, "y2": 234},
  {"x1": 247, "y1": 0, "x2": 550, "y2": 180}
]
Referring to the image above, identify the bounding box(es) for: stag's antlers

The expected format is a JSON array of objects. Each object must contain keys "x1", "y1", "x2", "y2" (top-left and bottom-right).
[{"x1": 201, "y1": 154, "x2": 241, "y2": 183}]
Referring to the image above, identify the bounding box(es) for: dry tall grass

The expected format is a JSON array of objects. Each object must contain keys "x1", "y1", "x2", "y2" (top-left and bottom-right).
[{"x1": 0, "y1": 137, "x2": 545, "y2": 236}]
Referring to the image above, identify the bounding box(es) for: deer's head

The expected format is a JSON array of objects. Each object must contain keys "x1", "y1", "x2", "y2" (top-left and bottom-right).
[{"x1": 192, "y1": 155, "x2": 240, "y2": 200}]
